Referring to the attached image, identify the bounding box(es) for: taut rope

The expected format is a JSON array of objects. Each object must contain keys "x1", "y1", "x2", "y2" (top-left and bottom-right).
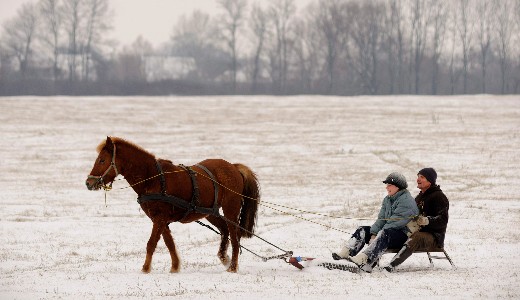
[{"x1": 104, "y1": 167, "x2": 416, "y2": 232}]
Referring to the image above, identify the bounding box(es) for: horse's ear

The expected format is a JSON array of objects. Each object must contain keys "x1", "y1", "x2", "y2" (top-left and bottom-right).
[{"x1": 105, "y1": 136, "x2": 114, "y2": 152}]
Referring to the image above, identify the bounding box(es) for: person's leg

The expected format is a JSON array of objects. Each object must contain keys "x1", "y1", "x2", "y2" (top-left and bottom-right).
[
  {"x1": 351, "y1": 228, "x2": 407, "y2": 272},
  {"x1": 365, "y1": 228, "x2": 408, "y2": 262},
  {"x1": 386, "y1": 232, "x2": 437, "y2": 270},
  {"x1": 332, "y1": 226, "x2": 371, "y2": 259}
]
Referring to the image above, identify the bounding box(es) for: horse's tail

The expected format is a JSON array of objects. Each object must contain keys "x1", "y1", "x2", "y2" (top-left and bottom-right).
[{"x1": 234, "y1": 163, "x2": 260, "y2": 238}]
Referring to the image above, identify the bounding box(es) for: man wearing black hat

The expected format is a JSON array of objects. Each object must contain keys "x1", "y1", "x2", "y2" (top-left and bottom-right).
[{"x1": 384, "y1": 167, "x2": 450, "y2": 272}]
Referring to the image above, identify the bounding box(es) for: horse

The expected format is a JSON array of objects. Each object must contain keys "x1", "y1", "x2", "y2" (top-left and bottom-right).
[{"x1": 85, "y1": 137, "x2": 260, "y2": 273}]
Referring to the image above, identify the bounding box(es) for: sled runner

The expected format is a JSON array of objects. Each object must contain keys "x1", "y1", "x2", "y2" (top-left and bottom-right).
[
  {"x1": 383, "y1": 247, "x2": 456, "y2": 268},
  {"x1": 288, "y1": 256, "x2": 360, "y2": 273}
]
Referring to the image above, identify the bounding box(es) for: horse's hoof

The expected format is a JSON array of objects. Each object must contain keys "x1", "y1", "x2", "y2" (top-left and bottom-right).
[
  {"x1": 226, "y1": 266, "x2": 238, "y2": 273},
  {"x1": 141, "y1": 266, "x2": 151, "y2": 273},
  {"x1": 219, "y1": 254, "x2": 230, "y2": 266},
  {"x1": 170, "y1": 266, "x2": 180, "y2": 273}
]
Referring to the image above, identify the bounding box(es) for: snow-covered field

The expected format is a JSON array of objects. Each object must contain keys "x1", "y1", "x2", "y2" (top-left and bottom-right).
[{"x1": 1, "y1": 95, "x2": 519, "y2": 299}]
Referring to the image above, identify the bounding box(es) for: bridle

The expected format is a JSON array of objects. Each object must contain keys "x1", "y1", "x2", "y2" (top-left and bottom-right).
[{"x1": 87, "y1": 144, "x2": 119, "y2": 191}]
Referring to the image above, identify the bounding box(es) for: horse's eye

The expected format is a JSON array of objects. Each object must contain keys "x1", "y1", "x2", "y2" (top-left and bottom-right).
[{"x1": 99, "y1": 159, "x2": 106, "y2": 164}]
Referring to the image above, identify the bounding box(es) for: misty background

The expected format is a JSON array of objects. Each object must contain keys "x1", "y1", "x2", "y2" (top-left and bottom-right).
[{"x1": 0, "y1": 0, "x2": 519, "y2": 96}]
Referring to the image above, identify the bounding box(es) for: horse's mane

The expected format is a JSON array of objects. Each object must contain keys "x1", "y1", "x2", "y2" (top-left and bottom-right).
[{"x1": 96, "y1": 137, "x2": 156, "y2": 158}]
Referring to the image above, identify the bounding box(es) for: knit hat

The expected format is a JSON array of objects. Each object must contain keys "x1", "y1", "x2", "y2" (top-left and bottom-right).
[
  {"x1": 382, "y1": 172, "x2": 408, "y2": 190},
  {"x1": 418, "y1": 168, "x2": 437, "y2": 185}
]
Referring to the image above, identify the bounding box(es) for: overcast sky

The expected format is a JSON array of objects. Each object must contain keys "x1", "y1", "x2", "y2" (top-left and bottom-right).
[
  {"x1": 0, "y1": 0, "x2": 221, "y2": 47},
  {"x1": 0, "y1": 0, "x2": 312, "y2": 48}
]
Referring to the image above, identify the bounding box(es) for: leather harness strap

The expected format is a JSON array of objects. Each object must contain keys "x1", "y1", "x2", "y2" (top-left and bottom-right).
[
  {"x1": 155, "y1": 160, "x2": 167, "y2": 195},
  {"x1": 194, "y1": 163, "x2": 220, "y2": 216},
  {"x1": 137, "y1": 161, "x2": 221, "y2": 220}
]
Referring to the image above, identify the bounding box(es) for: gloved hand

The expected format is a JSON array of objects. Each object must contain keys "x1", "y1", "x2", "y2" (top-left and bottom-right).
[
  {"x1": 406, "y1": 220, "x2": 420, "y2": 237},
  {"x1": 417, "y1": 216, "x2": 429, "y2": 226},
  {"x1": 369, "y1": 235, "x2": 376, "y2": 244}
]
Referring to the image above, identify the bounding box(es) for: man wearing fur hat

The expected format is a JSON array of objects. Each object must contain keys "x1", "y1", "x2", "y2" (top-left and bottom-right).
[
  {"x1": 332, "y1": 172, "x2": 419, "y2": 273},
  {"x1": 383, "y1": 167, "x2": 450, "y2": 272}
]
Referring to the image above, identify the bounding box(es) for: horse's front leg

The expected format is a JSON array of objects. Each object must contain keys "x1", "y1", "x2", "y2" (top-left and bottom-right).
[
  {"x1": 142, "y1": 221, "x2": 167, "y2": 273},
  {"x1": 162, "y1": 225, "x2": 181, "y2": 273}
]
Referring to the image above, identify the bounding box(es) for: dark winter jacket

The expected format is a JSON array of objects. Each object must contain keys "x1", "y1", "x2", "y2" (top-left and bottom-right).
[
  {"x1": 370, "y1": 189, "x2": 419, "y2": 236},
  {"x1": 416, "y1": 185, "x2": 449, "y2": 247}
]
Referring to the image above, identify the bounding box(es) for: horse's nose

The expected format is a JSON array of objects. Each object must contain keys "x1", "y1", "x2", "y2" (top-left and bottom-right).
[{"x1": 85, "y1": 179, "x2": 94, "y2": 190}]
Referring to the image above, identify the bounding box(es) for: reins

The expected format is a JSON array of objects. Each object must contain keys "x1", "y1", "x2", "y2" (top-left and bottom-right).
[{"x1": 109, "y1": 170, "x2": 186, "y2": 190}]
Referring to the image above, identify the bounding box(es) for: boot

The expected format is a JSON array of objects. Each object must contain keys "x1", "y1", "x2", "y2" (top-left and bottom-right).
[
  {"x1": 348, "y1": 252, "x2": 368, "y2": 266},
  {"x1": 332, "y1": 246, "x2": 350, "y2": 260},
  {"x1": 348, "y1": 253, "x2": 378, "y2": 273},
  {"x1": 389, "y1": 245, "x2": 414, "y2": 268},
  {"x1": 383, "y1": 265, "x2": 395, "y2": 273},
  {"x1": 360, "y1": 259, "x2": 378, "y2": 273}
]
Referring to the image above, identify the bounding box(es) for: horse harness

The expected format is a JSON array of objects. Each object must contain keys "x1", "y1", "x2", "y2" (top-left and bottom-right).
[{"x1": 137, "y1": 161, "x2": 220, "y2": 222}]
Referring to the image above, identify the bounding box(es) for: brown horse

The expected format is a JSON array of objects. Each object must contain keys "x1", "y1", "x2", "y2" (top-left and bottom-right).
[{"x1": 85, "y1": 137, "x2": 260, "y2": 273}]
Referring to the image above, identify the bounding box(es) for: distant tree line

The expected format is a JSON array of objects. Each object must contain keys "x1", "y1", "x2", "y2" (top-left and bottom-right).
[{"x1": 1, "y1": 0, "x2": 519, "y2": 96}]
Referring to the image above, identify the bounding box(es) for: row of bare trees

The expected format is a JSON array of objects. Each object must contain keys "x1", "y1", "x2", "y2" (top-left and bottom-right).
[
  {"x1": 1, "y1": 0, "x2": 519, "y2": 96},
  {"x1": 0, "y1": 0, "x2": 112, "y2": 84}
]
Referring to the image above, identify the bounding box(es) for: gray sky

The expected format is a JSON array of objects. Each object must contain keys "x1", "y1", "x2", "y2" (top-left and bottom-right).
[
  {"x1": 0, "y1": 0, "x2": 223, "y2": 47},
  {"x1": 0, "y1": 0, "x2": 312, "y2": 48},
  {"x1": 108, "y1": 0, "x2": 220, "y2": 46}
]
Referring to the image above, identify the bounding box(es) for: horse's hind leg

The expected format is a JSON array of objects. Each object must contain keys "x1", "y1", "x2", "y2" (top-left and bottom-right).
[
  {"x1": 227, "y1": 223, "x2": 240, "y2": 273},
  {"x1": 206, "y1": 215, "x2": 230, "y2": 266},
  {"x1": 162, "y1": 225, "x2": 181, "y2": 273},
  {"x1": 142, "y1": 221, "x2": 167, "y2": 273}
]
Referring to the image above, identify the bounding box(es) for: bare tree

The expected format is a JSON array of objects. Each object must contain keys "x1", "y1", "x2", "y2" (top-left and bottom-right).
[
  {"x1": 457, "y1": 0, "x2": 473, "y2": 94},
  {"x1": 267, "y1": 0, "x2": 296, "y2": 93},
  {"x1": 292, "y1": 7, "x2": 324, "y2": 94},
  {"x1": 218, "y1": 0, "x2": 248, "y2": 93},
  {"x1": 430, "y1": 0, "x2": 447, "y2": 95},
  {"x1": 409, "y1": 0, "x2": 430, "y2": 94},
  {"x1": 385, "y1": 0, "x2": 406, "y2": 94},
  {"x1": 514, "y1": 0, "x2": 520, "y2": 93},
  {"x1": 171, "y1": 11, "x2": 227, "y2": 81},
  {"x1": 83, "y1": 0, "x2": 111, "y2": 81},
  {"x1": 249, "y1": 4, "x2": 268, "y2": 93},
  {"x1": 293, "y1": 19, "x2": 317, "y2": 93},
  {"x1": 447, "y1": 10, "x2": 460, "y2": 94},
  {"x1": 1, "y1": 3, "x2": 39, "y2": 80},
  {"x1": 314, "y1": 0, "x2": 347, "y2": 93},
  {"x1": 39, "y1": 0, "x2": 62, "y2": 82},
  {"x1": 349, "y1": 2, "x2": 384, "y2": 94},
  {"x1": 62, "y1": 0, "x2": 82, "y2": 82},
  {"x1": 496, "y1": 0, "x2": 514, "y2": 94},
  {"x1": 475, "y1": 0, "x2": 493, "y2": 93}
]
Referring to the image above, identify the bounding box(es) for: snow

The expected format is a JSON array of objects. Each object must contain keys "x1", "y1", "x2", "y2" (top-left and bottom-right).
[{"x1": 1, "y1": 94, "x2": 519, "y2": 299}]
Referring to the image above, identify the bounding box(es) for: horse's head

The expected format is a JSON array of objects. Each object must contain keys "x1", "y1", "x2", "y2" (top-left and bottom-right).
[{"x1": 85, "y1": 136, "x2": 119, "y2": 191}]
